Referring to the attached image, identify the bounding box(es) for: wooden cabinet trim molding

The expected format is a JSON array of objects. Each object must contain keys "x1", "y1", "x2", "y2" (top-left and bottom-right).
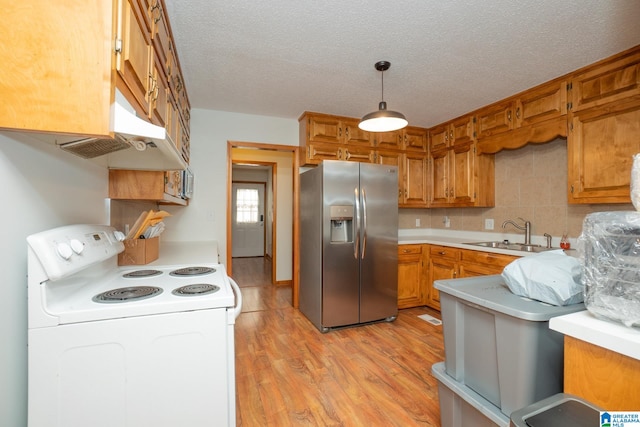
[{"x1": 476, "y1": 115, "x2": 568, "y2": 154}]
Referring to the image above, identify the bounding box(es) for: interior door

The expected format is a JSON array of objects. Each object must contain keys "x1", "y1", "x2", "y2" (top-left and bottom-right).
[{"x1": 232, "y1": 183, "x2": 265, "y2": 257}]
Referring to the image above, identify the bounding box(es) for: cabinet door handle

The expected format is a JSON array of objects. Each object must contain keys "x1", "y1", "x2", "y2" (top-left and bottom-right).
[
  {"x1": 507, "y1": 110, "x2": 512, "y2": 121},
  {"x1": 453, "y1": 271, "x2": 457, "y2": 278},
  {"x1": 516, "y1": 107, "x2": 521, "y2": 120},
  {"x1": 438, "y1": 251, "x2": 446, "y2": 255}
]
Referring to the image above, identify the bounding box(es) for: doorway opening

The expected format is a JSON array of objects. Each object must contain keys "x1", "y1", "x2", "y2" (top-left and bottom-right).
[{"x1": 227, "y1": 141, "x2": 300, "y2": 308}]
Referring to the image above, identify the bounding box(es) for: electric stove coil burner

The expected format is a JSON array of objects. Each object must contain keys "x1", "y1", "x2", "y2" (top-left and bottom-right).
[
  {"x1": 93, "y1": 286, "x2": 163, "y2": 303},
  {"x1": 172, "y1": 284, "x2": 220, "y2": 296},
  {"x1": 122, "y1": 269, "x2": 163, "y2": 278},
  {"x1": 169, "y1": 266, "x2": 216, "y2": 276}
]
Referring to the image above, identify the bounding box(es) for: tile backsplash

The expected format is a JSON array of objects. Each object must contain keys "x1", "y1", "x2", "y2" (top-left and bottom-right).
[{"x1": 399, "y1": 138, "x2": 633, "y2": 240}]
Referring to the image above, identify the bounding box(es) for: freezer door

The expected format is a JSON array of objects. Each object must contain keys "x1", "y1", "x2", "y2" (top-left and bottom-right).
[
  {"x1": 322, "y1": 161, "x2": 361, "y2": 327},
  {"x1": 359, "y1": 162, "x2": 398, "y2": 323}
]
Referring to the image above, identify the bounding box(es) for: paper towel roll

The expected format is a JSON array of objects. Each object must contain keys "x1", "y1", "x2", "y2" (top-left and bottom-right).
[{"x1": 631, "y1": 153, "x2": 640, "y2": 211}]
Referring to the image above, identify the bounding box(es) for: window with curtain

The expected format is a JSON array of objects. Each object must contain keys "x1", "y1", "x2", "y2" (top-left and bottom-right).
[{"x1": 236, "y1": 188, "x2": 259, "y2": 223}]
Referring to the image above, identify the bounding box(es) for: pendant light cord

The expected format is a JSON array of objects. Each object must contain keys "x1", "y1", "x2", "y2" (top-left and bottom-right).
[{"x1": 380, "y1": 69, "x2": 385, "y2": 102}]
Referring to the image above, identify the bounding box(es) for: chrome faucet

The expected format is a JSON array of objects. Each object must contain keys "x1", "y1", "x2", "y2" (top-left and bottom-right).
[{"x1": 502, "y1": 218, "x2": 531, "y2": 245}]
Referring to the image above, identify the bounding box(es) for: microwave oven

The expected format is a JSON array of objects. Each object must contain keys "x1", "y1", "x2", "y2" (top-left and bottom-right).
[{"x1": 181, "y1": 168, "x2": 194, "y2": 199}]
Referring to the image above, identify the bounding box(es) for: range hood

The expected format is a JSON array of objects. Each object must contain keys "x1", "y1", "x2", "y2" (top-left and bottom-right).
[{"x1": 59, "y1": 92, "x2": 187, "y2": 171}]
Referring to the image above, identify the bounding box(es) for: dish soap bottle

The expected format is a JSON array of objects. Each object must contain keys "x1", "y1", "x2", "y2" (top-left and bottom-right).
[{"x1": 560, "y1": 234, "x2": 571, "y2": 250}]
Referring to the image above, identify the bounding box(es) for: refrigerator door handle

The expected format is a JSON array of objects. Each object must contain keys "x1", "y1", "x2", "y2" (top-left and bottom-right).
[
  {"x1": 354, "y1": 186, "x2": 360, "y2": 259},
  {"x1": 361, "y1": 187, "x2": 367, "y2": 259}
]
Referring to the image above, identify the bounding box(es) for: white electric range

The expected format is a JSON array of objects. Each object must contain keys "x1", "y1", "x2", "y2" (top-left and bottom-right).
[{"x1": 26, "y1": 224, "x2": 242, "y2": 427}]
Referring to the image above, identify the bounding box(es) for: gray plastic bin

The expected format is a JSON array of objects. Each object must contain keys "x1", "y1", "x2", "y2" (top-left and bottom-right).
[
  {"x1": 434, "y1": 275, "x2": 585, "y2": 416},
  {"x1": 432, "y1": 362, "x2": 509, "y2": 427},
  {"x1": 509, "y1": 393, "x2": 601, "y2": 427}
]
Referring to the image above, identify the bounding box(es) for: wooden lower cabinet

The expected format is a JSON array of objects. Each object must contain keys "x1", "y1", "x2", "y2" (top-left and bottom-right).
[
  {"x1": 427, "y1": 246, "x2": 460, "y2": 310},
  {"x1": 397, "y1": 243, "x2": 520, "y2": 310},
  {"x1": 423, "y1": 244, "x2": 520, "y2": 310},
  {"x1": 459, "y1": 249, "x2": 519, "y2": 277},
  {"x1": 397, "y1": 245, "x2": 427, "y2": 309},
  {"x1": 564, "y1": 336, "x2": 640, "y2": 410}
]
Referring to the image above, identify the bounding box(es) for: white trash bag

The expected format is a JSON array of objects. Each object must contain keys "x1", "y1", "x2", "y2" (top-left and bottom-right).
[{"x1": 501, "y1": 250, "x2": 584, "y2": 306}]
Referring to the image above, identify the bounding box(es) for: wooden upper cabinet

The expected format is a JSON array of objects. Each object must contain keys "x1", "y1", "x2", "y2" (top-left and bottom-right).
[
  {"x1": 109, "y1": 169, "x2": 187, "y2": 205},
  {"x1": 428, "y1": 115, "x2": 491, "y2": 208},
  {"x1": 429, "y1": 124, "x2": 450, "y2": 152},
  {"x1": 516, "y1": 79, "x2": 567, "y2": 127},
  {"x1": 342, "y1": 118, "x2": 372, "y2": 145},
  {"x1": 476, "y1": 101, "x2": 514, "y2": 139},
  {"x1": 371, "y1": 131, "x2": 401, "y2": 150},
  {"x1": 567, "y1": 99, "x2": 640, "y2": 204},
  {"x1": 303, "y1": 113, "x2": 371, "y2": 145},
  {"x1": 402, "y1": 127, "x2": 428, "y2": 151},
  {"x1": 428, "y1": 142, "x2": 480, "y2": 207},
  {"x1": 116, "y1": 0, "x2": 151, "y2": 118},
  {"x1": 375, "y1": 150, "x2": 404, "y2": 204},
  {"x1": 1, "y1": 2, "x2": 114, "y2": 135},
  {"x1": 450, "y1": 115, "x2": 476, "y2": 146},
  {"x1": 403, "y1": 152, "x2": 429, "y2": 206},
  {"x1": 567, "y1": 46, "x2": 640, "y2": 204},
  {"x1": 430, "y1": 115, "x2": 476, "y2": 151},
  {"x1": 570, "y1": 48, "x2": 640, "y2": 113},
  {"x1": 370, "y1": 127, "x2": 428, "y2": 151}
]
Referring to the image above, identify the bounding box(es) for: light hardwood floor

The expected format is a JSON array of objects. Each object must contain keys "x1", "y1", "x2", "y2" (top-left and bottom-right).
[{"x1": 231, "y1": 257, "x2": 445, "y2": 426}]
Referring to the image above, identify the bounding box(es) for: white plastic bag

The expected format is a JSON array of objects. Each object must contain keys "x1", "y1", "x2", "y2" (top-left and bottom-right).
[{"x1": 501, "y1": 250, "x2": 584, "y2": 306}]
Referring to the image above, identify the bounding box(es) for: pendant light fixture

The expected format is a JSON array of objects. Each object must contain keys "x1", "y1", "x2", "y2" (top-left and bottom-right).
[{"x1": 358, "y1": 61, "x2": 408, "y2": 132}]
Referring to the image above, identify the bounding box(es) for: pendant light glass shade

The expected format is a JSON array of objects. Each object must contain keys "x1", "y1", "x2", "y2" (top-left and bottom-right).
[{"x1": 359, "y1": 61, "x2": 408, "y2": 132}]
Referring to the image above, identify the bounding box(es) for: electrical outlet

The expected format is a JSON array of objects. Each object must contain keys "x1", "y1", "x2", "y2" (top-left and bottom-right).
[
  {"x1": 415, "y1": 218, "x2": 421, "y2": 227},
  {"x1": 443, "y1": 216, "x2": 450, "y2": 228},
  {"x1": 485, "y1": 218, "x2": 494, "y2": 230}
]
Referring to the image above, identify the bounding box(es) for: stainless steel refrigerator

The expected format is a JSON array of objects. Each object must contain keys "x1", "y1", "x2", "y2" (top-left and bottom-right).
[{"x1": 299, "y1": 160, "x2": 398, "y2": 332}]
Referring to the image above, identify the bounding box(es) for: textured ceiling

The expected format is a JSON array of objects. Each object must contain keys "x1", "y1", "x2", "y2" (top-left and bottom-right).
[{"x1": 164, "y1": 0, "x2": 640, "y2": 128}]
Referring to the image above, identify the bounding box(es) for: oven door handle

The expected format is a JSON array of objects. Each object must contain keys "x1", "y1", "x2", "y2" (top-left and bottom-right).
[{"x1": 228, "y1": 277, "x2": 243, "y2": 319}]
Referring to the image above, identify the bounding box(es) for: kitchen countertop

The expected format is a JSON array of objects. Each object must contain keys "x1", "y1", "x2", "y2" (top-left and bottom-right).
[
  {"x1": 550, "y1": 310, "x2": 640, "y2": 360},
  {"x1": 398, "y1": 228, "x2": 578, "y2": 257}
]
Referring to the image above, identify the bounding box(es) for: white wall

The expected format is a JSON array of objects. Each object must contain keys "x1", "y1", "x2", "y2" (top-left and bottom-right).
[
  {"x1": 0, "y1": 132, "x2": 108, "y2": 427},
  {"x1": 160, "y1": 109, "x2": 299, "y2": 267}
]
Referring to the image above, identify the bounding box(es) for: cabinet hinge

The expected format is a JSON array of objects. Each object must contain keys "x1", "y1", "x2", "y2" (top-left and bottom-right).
[
  {"x1": 114, "y1": 38, "x2": 123, "y2": 54},
  {"x1": 567, "y1": 82, "x2": 573, "y2": 91},
  {"x1": 567, "y1": 102, "x2": 573, "y2": 110},
  {"x1": 569, "y1": 122, "x2": 574, "y2": 132},
  {"x1": 472, "y1": 117, "x2": 476, "y2": 123},
  {"x1": 473, "y1": 146, "x2": 476, "y2": 154}
]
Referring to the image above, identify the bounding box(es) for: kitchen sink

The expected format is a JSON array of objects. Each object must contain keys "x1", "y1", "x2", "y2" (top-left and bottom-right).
[{"x1": 464, "y1": 241, "x2": 555, "y2": 253}]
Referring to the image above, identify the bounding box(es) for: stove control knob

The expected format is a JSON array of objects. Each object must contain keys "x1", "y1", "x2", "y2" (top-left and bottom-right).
[
  {"x1": 56, "y1": 242, "x2": 73, "y2": 260},
  {"x1": 70, "y1": 239, "x2": 84, "y2": 254},
  {"x1": 113, "y1": 231, "x2": 126, "y2": 242}
]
